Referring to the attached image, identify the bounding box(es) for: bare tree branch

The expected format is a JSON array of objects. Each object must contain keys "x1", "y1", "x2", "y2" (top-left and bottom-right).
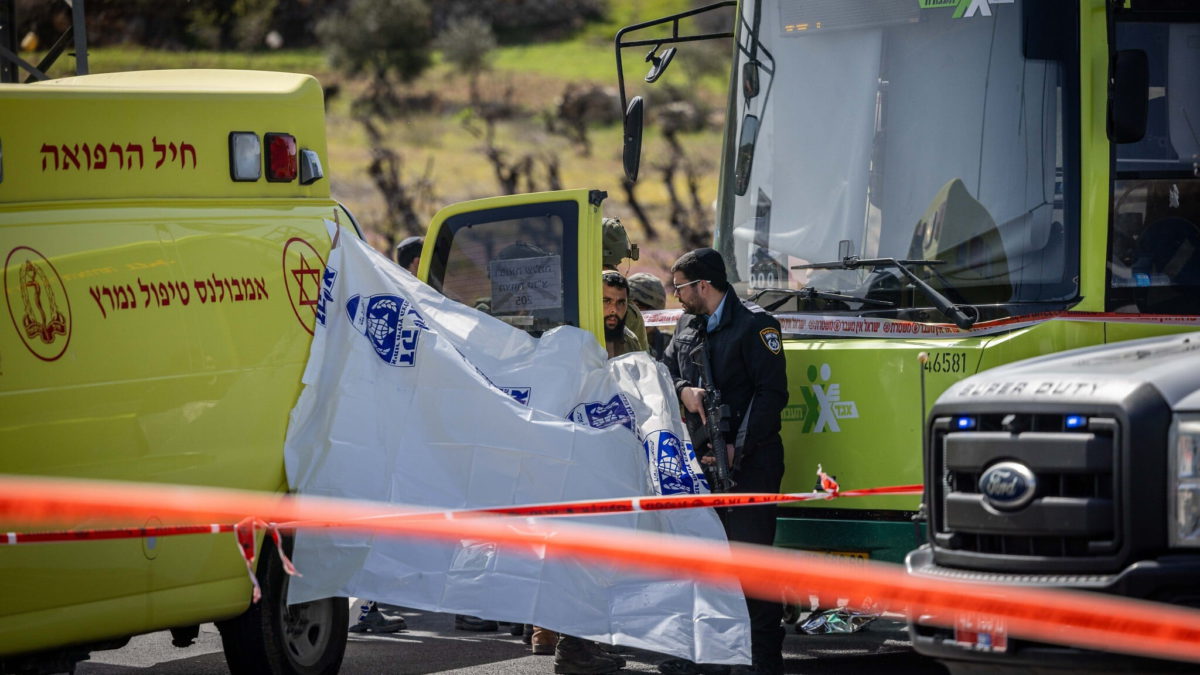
[{"x1": 361, "y1": 117, "x2": 437, "y2": 249}]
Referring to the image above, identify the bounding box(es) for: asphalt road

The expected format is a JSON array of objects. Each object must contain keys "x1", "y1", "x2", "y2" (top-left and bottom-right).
[{"x1": 75, "y1": 604, "x2": 947, "y2": 675}]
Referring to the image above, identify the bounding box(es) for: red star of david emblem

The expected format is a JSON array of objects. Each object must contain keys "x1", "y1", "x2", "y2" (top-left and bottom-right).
[{"x1": 292, "y1": 254, "x2": 322, "y2": 310}]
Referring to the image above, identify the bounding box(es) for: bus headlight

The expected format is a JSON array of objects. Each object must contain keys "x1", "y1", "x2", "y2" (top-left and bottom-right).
[{"x1": 1170, "y1": 415, "x2": 1200, "y2": 547}]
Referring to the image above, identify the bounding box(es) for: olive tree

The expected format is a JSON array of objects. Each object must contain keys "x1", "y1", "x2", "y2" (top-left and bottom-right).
[
  {"x1": 317, "y1": 0, "x2": 433, "y2": 111},
  {"x1": 435, "y1": 15, "x2": 496, "y2": 105}
]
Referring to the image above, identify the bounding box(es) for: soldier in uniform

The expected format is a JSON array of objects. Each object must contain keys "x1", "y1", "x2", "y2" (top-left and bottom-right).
[
  {"x1": 602, "y1": 271, "x2": 642, "y2": 358},
  {"x1": 626, "y1": 272, "x2": 669, "y2": 361},
  {"x1": 601, "y1": 218, "x2": 648, "y2": 350},
  {"x1": 660, "y1": 248, "x2": 789, "y2": 675}
]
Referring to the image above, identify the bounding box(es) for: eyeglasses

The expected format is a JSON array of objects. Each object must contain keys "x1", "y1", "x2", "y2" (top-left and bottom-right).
[{"x1": 672, "y1": 279, "x2": 702, "y2": 296}]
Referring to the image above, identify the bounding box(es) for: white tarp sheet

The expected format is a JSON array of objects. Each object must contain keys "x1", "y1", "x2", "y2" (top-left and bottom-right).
[{"x1": 283, "y1": 225, "x2": 750, "y2": 664}]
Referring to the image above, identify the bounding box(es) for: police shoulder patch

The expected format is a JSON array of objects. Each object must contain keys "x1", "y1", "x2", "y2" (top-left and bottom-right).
[{"x1": 759, "y1": 327, "x2": 782, "y2": 355}]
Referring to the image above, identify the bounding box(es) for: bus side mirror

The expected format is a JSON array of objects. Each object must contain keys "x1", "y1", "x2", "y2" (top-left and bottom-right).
[
  {"x1": 645, "y1": 46, "x2": 676, "y2": 83},
  {"x1": 733, "y1": 113, "x2": 759, "y2": 196},
  {"x1": 623, "y1": 96, "x2": 644, "y2": 182},
  {"x1": 1109, "y1": 49, "x2": 1148, "y2": 145},
  {"x1": 742, "y1": 61, "x2": 760, "y2": 100}
]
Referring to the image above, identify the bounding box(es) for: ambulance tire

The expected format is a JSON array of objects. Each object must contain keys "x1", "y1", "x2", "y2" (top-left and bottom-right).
[{"x1": 217, "y1": 536, "x2": 348, "y2": 675}]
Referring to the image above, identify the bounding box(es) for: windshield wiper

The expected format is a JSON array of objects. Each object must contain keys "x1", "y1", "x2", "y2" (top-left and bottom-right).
[
  {"x1": 748, "y1": 286, "x2": 895, "y2": 312},
  {"x1": 792, "y1": 256, "x2": 979, "y2": 329}
]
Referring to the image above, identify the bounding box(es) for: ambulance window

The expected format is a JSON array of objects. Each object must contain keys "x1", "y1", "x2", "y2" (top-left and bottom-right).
[{"x1": 427, "y1": 201, "x2": 578, "y2": 337}]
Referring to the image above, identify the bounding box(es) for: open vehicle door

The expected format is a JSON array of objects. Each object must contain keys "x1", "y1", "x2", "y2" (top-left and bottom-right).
[{"x1": 418, "y1": 189, "x2": 607, "y2": 345}]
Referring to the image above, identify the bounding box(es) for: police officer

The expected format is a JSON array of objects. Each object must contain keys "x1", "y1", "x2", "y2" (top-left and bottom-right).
[{"x1": 661, "y1": 248, "x2": 788, "y2": 675}]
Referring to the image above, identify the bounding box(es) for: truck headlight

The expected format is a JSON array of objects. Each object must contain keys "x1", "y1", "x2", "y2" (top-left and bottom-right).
[{"x1": 1170, "y1": 415, "x2": 1200, "y2": 547}]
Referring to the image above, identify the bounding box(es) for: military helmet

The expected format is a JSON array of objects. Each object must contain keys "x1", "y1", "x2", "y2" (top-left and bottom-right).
[
  {"x1": 602, "y1": 217, "x2": 639, "y2": 267},
  {"x1": 627, "y1": 272, "x2": 666, "y2": 310}
]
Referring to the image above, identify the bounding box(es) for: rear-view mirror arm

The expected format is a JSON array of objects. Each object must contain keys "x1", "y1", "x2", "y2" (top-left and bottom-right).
[{"x1": 614, "y1": 0, "x2": 736, "y2": 116}]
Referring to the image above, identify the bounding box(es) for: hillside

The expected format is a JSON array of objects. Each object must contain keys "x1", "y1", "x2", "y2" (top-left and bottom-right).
[{"x1": 19, "y1": 0, "x2": 734, "y2": 280}]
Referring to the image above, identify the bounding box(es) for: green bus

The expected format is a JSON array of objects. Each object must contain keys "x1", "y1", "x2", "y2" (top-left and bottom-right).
[{"x1": 617, "y1": 0, "x2": 1200, "y2": 563}]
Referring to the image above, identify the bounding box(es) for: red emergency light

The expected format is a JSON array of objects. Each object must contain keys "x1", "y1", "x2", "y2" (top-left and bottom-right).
[{"x1": 265, "y1": 133, "x2": 297, "y2": 182}]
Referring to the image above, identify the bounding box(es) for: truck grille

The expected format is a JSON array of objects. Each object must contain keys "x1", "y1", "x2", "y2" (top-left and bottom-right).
[{"x1": 931, "y1": 413, "x2": 1119, "y2": 561}]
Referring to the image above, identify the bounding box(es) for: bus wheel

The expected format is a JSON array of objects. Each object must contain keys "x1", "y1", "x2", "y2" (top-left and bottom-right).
[{"x1": 217, "y1": 536, "x2": 348, "y2": 675}]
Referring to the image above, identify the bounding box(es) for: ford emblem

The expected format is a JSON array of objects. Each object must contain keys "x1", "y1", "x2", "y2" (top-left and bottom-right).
[{"x1": 979, "y1": 461, "x2": 1037, "y2": 510}]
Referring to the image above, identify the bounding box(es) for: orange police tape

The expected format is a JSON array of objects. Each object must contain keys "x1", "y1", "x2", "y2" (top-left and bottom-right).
[
  {"x1": 2, "y1": 475, "x2": 1199, "y2": 664},
  {"x1": 1, "y1": 485, "x2": 924, "y2": 542}
]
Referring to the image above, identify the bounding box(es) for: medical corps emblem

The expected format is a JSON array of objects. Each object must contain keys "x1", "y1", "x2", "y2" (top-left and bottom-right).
[
  {"x1": 760, "y1": 327, "x2": 782, "y2": 355},
  {"x1": 346, "y1": 293, "x2": 427, "y2": 367},
  {"x1": 5, "y1": 246, "x2": 72, "y2": 361}
]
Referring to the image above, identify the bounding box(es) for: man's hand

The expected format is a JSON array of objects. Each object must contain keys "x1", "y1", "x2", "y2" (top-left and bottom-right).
[
  {"x1": 680, "y1": 386, "x2": 708, "y2": 423},
  {"x1": 699, "y1": 443, "x2": 736, "y2": 467}
]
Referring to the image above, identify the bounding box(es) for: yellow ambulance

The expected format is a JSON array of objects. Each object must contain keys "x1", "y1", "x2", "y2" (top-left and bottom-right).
[
  {"x1": 0, "y1": 64, "x2": 616, "y2": 674},
  {"x1": 0, "y1": 70, "x2": 356, "y2": 674}
]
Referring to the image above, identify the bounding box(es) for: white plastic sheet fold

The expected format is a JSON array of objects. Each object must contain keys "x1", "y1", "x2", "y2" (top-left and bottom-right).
[{"x1": 284, "y1": 226, "x2": 750, "y2": 664}]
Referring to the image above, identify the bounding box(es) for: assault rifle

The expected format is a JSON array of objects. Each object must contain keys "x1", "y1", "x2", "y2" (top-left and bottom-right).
[{"x1": 685, "y1": 324, "x2": 736, "y2": 492}]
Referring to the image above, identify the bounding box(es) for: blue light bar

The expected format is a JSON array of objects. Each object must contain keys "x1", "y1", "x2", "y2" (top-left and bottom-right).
[
  {"x1": 1065, "y1": 415, "x2": 1087, "y2": 430},
  {"x1": 955, "y1": 416, "x2": 977, "y2": 430}
]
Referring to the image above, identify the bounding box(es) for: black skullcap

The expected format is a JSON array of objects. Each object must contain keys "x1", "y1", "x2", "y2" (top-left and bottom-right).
[
  {"x1": 674, "y1": 247, "x2": 728, "y2": 285},
  {"x1": 395, "y1": 236, "x2": 424, "y2": 268},
  {"x1": 601, "y1": 269, "x2": 628, "y2": 290}
]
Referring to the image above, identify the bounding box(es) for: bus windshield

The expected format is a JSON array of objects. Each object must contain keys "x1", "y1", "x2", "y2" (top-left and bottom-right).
[{"x1": 715, "y1": 0, "x2": 1078, "y2": 320}]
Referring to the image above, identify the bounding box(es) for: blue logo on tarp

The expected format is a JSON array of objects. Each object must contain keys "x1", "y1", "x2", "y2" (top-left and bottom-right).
[
  {"x1": 644, "y1": 430, "x2": 706, "y2": 495},
  {"x1": 316, "y1": 268, "x2": 336, "y2": 326},
  {"x1": 346, "y1": 293, "x2": 426, "y2": 367},
  {"x1": 501, "y1": 387, "x2": 532, "y2": 406},
  {"x1": 568, "y1": 394, "x2": 636, "y2": 433}
]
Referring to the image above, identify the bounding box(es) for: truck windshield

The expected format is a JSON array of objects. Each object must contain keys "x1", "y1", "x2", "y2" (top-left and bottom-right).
[
  {"x1": 1108, "y1": 16, "x2": 1200, "y2": 314},
  {"x1": 716, "y1": 0, "x2": 1077, "y2": 319}
]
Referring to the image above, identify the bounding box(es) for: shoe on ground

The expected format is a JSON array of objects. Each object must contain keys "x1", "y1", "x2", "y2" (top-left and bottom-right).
[
  {"x1": 509, "y1": 622, "x2": 527, "y2": 636},
  {"x1": 658, "y1": 658, "x2": 735, "y2": 675},
  {"x1": 601, "y1": 644, "x2": 631, "y2": 655},
  {"x1": 522, "y1": 623, "x2": 534, "y2": 644},
  {"x1": 454, "y1": 614, "x2": 499, "y2": 632},
  {"x1": 531, "y1": 626, "x2": 558, "y2": 655},
  {"x1": 554, "y1": 635, "x2": 622, "y2": 674},
  {"x1": 585, "y1": 641, "x2": 626, "y2": 669},
  {"x1": 348, "y1": 607, "x2": 407, "y2": 634}
]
